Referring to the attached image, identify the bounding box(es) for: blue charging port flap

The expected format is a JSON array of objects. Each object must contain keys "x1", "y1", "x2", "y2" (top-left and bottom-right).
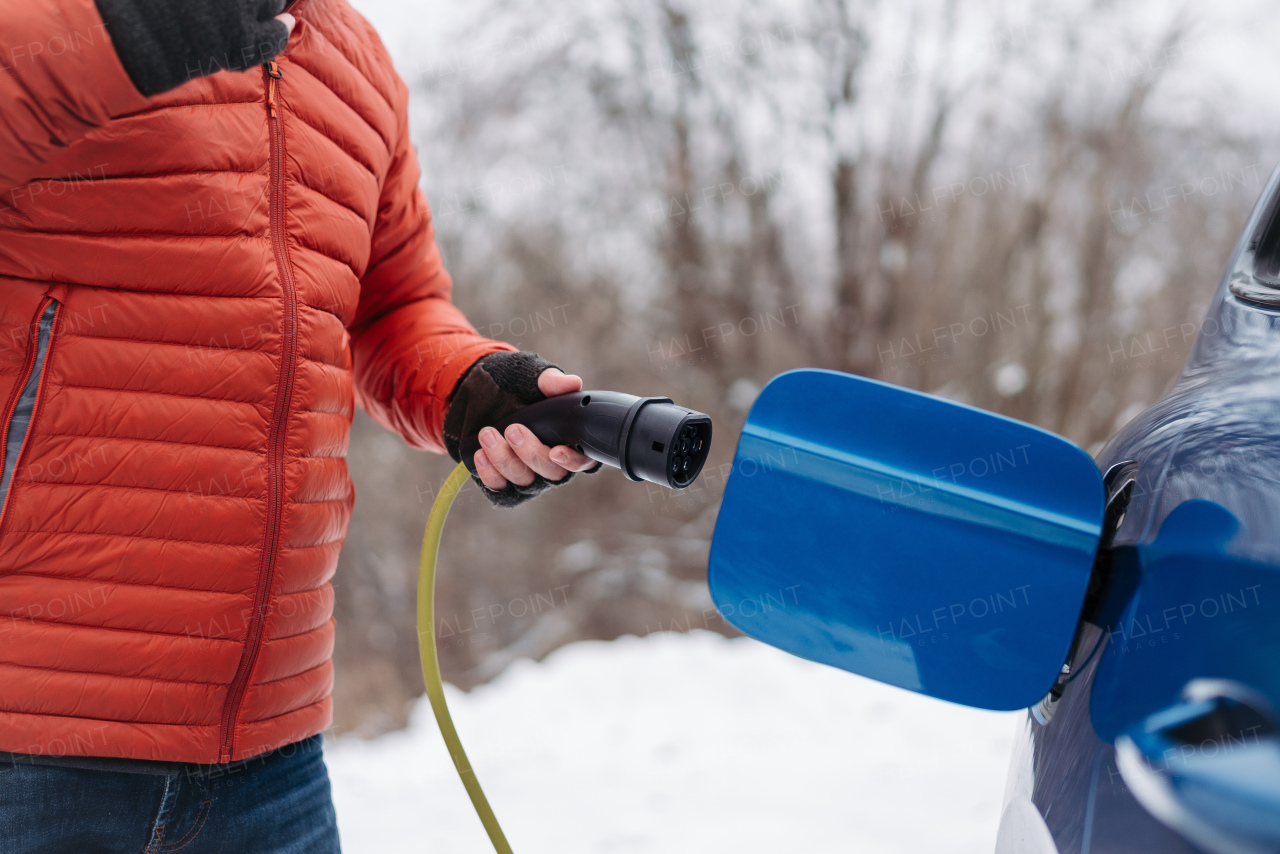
[{"x1": 708, "y1": 369, "x2": 1106, "y2": 711}]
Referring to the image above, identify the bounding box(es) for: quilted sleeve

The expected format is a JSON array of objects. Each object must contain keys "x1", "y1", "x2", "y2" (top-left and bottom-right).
[
  {"x1": 348, "y1": 79, "x2": 515, "y2": 454},
  {"x1": 0, "y1": 0, "x2": 148, "y2": 196}
]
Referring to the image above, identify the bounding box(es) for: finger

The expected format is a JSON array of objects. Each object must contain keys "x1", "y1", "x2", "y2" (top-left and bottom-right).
[
  {"x1": 505, "y1": 424, "x2": 570, "y2": 481},
  {"x1": 473, "y1": 450, "x2": 509, "y2": 491},
  {"x1": 479, "y1": 427, "x2": 535, "y2": 487},
  {"x1": 549, "y1": 445, "x2": 596, "y2": 472},
  {"x1": 538, "y1": 368, "x2": 583, "y2": 397},
  {"x1": 275, "y1": 12, "x2": 296, "y2": 36}
]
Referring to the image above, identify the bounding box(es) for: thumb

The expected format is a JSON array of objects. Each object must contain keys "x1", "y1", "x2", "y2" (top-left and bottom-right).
[{"x1": 538, "y1": 368, "x2": 583, "y2": 397}]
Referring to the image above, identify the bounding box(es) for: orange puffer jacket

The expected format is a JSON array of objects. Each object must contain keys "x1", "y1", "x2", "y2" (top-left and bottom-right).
[{"x1": 0, "y1": 0, "x2": 514, "y2": 763}]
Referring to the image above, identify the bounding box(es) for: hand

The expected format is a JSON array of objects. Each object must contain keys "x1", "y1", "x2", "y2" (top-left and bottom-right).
[
  {"x1": 472, "y1": 369, "x2": 597, "y2": 491},
  {"x1": 95, "y1": 0, "x2": 298, "y2": 97}
]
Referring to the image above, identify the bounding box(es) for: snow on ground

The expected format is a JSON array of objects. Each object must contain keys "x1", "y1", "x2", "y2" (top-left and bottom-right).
[{"x1": 327, "y1": 631, "x2": 1019, "y2": 853}]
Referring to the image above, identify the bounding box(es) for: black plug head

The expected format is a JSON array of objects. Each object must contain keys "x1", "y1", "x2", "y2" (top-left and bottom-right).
[
  {"x1": 461, "y1": 391, "x2": 712, "y2": 490},
  {"x1": 622, "y1": 400, "x2": 712, "y2": 489}
]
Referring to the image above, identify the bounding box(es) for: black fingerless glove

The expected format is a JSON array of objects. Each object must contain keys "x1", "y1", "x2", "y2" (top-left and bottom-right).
[
  {"x1": 95, "y1": 0, "x2": 291, "y2": 96},
  {"x1": 444, "y1": 351, "x2": 598, "y2": 508}
]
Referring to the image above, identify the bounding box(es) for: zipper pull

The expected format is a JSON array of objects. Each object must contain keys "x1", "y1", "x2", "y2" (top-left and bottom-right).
[{"x1": 265, "y1": 61, "x2": 283, "y2": 118}]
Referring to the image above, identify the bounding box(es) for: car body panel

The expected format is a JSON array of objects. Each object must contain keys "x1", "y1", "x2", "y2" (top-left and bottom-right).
[{"x1": 1010, "y1": 162, "x2": 1280, "y2": 853}]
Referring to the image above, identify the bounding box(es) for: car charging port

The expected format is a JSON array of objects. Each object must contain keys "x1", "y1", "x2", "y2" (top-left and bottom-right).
[{"x1": 1032, "y1": 460, "x2": 1139, "y2": 725}]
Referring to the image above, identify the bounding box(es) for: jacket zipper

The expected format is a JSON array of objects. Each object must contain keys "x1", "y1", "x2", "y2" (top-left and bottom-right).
[
  {"x1": 219, "y1": 61, "x2": 298, "y2": 763},
  {"x1": 0, "y1": 298, "x2": 61, "y2": 528}
]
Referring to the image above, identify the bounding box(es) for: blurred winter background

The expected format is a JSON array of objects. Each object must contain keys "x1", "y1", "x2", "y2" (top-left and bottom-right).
[{"x1": 324, "y1": 0, "x2": 1280, "y2": 849}]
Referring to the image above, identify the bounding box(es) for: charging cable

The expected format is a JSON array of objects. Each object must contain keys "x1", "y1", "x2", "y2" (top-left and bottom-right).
[{"x1": 417, "y1": 462, "x2": 514, "y2": 854}]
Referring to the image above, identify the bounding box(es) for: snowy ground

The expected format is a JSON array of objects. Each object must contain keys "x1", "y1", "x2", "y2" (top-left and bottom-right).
[{"x1": 326, "y1": 631, "x2": 1019, "y2": 853}]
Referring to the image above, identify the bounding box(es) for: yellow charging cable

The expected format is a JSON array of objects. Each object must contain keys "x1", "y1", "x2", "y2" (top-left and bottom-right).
[{"x1": 417, "y1": 462, "x2": 514, "y2": 854}]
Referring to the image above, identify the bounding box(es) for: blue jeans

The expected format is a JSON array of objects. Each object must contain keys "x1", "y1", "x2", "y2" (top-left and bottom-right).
[{"x1": 0, "y1": 735, "x2": 340, "y2": 853}]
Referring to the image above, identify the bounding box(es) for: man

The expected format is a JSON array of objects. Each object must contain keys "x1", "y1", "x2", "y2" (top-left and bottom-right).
[{"x1": 0, "y1": 0, "x2": 594, "y2": 849}]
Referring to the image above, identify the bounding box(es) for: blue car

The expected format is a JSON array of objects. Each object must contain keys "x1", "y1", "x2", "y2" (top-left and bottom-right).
[{"x1": 709, "y1": 165, "x2": 1280, "y2": 853}]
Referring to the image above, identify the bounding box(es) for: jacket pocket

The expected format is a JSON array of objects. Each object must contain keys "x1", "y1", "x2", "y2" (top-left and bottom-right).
[{"x1": 0, "y1": 298, "x2": 60, "y2": 517}]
